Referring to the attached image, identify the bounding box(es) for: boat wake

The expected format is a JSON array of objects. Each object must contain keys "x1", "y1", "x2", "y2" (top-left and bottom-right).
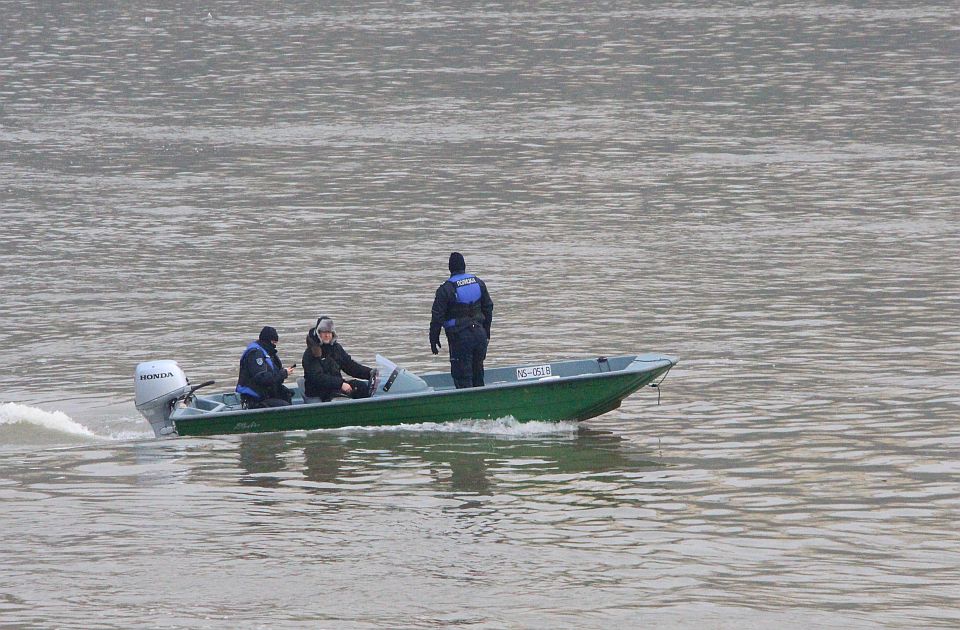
[
  {"x1": 330, "y1": 417, "x2": 582, "y2": 437},
  {"x1": 0, "y1": 402, "x2": 98, "y2": 446},
  {"x1": 0, "y1": 400, "x2": 583, "y2": 446}
]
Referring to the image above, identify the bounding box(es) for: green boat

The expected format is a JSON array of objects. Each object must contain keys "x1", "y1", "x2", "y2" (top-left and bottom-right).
[{"x1": 134, "y1": 353, "x2": 677, "y2": 438}]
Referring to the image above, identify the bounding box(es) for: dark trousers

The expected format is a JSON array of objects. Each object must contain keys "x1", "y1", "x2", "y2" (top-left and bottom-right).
[
  {"x1": 347, "y1": 379, "x2": 372, "y2": 399},
  {"x1": 242, "y1": 395, "x2": 291, "y2": 409},
  {"x1": 448, "y1": 324, "x2": 488, "y2": 388},
  {"x1": 241, "y1": 386, "x2": 293, "y2": 409},
  {"x1": 313, "y1": 379, "x2": 373, "y2": 402}
]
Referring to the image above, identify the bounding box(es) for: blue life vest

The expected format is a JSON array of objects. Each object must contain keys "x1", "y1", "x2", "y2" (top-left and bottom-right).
[
  {"x1": 444, "y1": 273, "x2": 483, "y2": 329},
  {"x1": 236, "y1": 341, "x2": 276, "y2": 399}
]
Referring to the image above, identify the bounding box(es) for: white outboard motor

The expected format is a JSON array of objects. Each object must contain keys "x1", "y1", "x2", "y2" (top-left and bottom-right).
[{"x1": 135, "y1": 360, "x2": 190, "y2": 437}]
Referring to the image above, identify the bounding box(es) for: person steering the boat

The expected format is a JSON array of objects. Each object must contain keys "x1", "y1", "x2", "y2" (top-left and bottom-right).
[
  {"x1": 236, "y1": 326, "x2": 296, "y2": 408},
  {"x1": 302, "y1": 316, "x2": 375, "y2": 403},
  {"x1": 430, "y1": 252, "x2": 494, "y2": 388}
]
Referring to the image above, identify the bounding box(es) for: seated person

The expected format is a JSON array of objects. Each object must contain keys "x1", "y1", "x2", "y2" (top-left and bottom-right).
[
  {"x1": 236, "y1": 326, "x2": 295, "y2": 408},
  {"x1": 302, "y1": 316, "x2": 374, "y2": 403}
]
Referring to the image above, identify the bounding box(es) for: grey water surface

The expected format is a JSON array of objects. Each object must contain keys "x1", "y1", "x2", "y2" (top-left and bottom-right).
[{"x1": 1, "y1": 1, "x2": 958, "y2": 628}]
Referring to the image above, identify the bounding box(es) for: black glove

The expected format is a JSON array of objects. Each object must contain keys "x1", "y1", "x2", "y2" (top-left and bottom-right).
[{"x1": 431, "y1": 339, "x2": 441, "y2": 355}]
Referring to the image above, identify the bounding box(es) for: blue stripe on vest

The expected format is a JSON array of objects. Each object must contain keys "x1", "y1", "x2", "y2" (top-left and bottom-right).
[
  {"x1": 236, "y1": 385, "x2": 261, "y2": 398},
  {"x1": 235, "y1": 342, "x2": 276, "y2": 398}
]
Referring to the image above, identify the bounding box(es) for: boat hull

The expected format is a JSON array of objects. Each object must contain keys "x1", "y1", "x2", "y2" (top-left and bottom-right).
[{"x1": 170, "y1": 354, "x2": 675, "y2": 437}]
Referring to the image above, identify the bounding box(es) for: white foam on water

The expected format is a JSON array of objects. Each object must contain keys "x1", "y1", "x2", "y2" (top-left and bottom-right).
[
  {"x1": 95, "y1": 413, "x2": 160, "y2": 442},
  {"x1": 0, "y1": 401, "x2": 98, "y2": 442},
  {"x1": 106, "y1": 428, "x2": 158, "y2": 441},
  {"x1": 328, "y1": 417, "x2": 582, "y2": 437}
]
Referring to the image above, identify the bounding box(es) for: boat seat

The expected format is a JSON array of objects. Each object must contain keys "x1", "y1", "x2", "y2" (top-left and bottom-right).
[
  {"x1": 221, "y1": 392, "x2": 243, "y2": 410},
  {"x1": 192, "y1": 396, "x2": 226, "y2": 413},
  {"x1": 293, "y1": 377, "x2": 306, "y2": 404}
]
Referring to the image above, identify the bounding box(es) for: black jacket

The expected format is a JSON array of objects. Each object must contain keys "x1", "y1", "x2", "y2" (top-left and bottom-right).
[
  {"x1": 302, "y1": 332, "x2": 372, "y2": 400},
  {"x1": 237, "y1": 341, "x2": 288, "y2": 400},
  {"x1": 430, "y1": 273, "x2": 494, "y2": 346}
]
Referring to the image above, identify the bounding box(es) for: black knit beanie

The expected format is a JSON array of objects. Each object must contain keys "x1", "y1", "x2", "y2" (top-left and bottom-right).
[
  {"x1": 259, "y1": 326, "x2": 279, "y2": 343},
  {"x1": 448, "y1": 252, "x2": 466, "y2": 274}
]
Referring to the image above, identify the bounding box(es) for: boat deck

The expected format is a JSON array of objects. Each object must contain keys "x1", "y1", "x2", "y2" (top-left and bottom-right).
[{"x1": 179, "y1": 354, "x2": 669, "y2": 420}]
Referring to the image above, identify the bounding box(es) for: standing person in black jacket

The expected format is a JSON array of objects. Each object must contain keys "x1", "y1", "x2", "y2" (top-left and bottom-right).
[
  {"x1": 430, "y1": 252, "x2": 494, "y2": 388},
  {"x1": 302, "y1": 316, "x2": 374, "y2": 403},
  {"x1": 236, "y1": 326, "x2": 296, "y2": 408}
]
